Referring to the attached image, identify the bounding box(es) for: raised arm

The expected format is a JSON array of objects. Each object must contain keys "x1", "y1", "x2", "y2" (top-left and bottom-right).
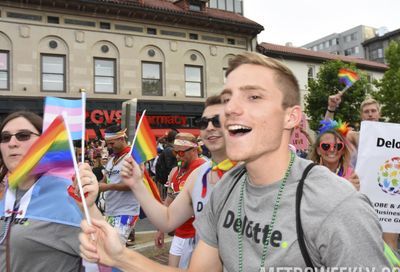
[
  {"x1": 324, "y1": 93, "x2": 342, "y2": 120},
  {"x1": 121, "y1": 156, "x2": 196, "y2": 232}
]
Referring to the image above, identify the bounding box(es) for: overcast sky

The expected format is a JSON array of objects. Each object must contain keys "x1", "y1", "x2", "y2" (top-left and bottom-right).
[{"x1": 243, "y1": 0, "x2": 400, "y2": 47}]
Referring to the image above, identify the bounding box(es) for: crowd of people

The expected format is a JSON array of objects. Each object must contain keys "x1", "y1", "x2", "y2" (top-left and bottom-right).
[{"x1": 0, "y1": 51, "x2": 399, "y2": 271}]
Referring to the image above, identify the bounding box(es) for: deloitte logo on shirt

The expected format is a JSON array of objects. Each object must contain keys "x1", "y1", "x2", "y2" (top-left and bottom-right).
[
  {"x1": 377, "y1": 157, "x2": 400, "y2": 195},
  {"x1": 222, "y1": 210, "x2": 287, "y2": 248}
]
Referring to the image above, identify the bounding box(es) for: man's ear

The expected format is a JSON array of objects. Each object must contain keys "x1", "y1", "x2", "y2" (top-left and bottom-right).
[{"x1": 284, "y1": 105, "x2": 302, "y2": 130}]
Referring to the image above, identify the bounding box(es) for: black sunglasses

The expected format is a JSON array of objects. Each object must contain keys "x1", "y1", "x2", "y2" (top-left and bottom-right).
[
  {"x1": 196, "y1": 115, "x2": 221, "y2": 130},
  {"x1": 0, "y1": 130, "x2": 40, "y2": 143}
]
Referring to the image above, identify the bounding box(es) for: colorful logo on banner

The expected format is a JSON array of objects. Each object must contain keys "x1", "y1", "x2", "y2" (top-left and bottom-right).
[{"x1": 377, "y1": 157, "x2": 400, "y2": 195}]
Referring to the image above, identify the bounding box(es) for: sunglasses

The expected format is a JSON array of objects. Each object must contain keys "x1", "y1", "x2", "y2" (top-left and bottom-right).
[
  {"x1": 195, "y1": 115, "x2": 221, "y2": 130},
  {"x1": 173, "y1": 147, "x2": 193, "y2": 157},
  {"x1": 0, "y1": 130, "x2": 40, "y2": 143},
  {"x1": 319, "y1": 141, "x2": 344, "y2": 152}
]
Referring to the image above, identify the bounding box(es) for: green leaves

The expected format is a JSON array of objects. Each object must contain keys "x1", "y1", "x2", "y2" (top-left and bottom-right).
[
  {"x1": 304, "y1": 60, "x2": 370, "y2": 130},
  {"x1": 375, "y1": 41, "x2": 400, "y2": 123}
]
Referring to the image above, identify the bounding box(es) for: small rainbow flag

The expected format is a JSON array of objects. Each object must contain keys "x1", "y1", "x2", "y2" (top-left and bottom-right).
[
  {"x1": 130, "y1": 111, "x2": 157, "y2": 164},
  {"x1": 338, "y1": 68, "x2": 360, "y2": 88},
  {"x1": 8, "y1": 115, "x2": 74, "y2": 189},
  {"x1": 143, "y1": 169, "x2": 161, "y2": 202}
]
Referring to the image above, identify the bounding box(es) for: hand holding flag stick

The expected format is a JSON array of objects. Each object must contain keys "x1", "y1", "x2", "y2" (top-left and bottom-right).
[
  {"x1": 63, "y1": 113, "x2": 92, "y2": 227},
  {"x1": 338, "y1": 68, "x2": 360, "y2": 95}
]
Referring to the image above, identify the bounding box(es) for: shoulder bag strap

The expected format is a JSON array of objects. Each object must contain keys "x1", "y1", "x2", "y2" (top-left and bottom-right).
[{"x1": 296, "y1": 162, "x2": 318, "y2": 269}]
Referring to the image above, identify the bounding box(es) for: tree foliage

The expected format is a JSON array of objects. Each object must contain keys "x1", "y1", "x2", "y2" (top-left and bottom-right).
[
  {"x1": 304, "y1": 60, "x2": 372, "y2": 131},
  {"x1": 374, "y1": 41, "x2": 400, "y2": 123}
]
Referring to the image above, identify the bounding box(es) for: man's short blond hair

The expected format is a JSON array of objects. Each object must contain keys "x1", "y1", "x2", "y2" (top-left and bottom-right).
[
  {"x1": 360, "y1": 97, "x2": 381, "y2": 113},
  {"x1": 225, "y1": 52, "x2": 300, "y2": 108}
]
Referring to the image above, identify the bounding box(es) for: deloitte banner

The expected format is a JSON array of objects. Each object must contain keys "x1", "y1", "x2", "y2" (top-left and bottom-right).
[{"x1": 356, "y1": 121, "x2": 400, "y2": 233}]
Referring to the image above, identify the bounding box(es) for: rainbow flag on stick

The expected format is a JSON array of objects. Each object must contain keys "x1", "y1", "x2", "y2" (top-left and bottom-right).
[
  {"x1": 8, "y1": 115, "x2": 74, "y2": 189},
  {"x1": 338, "y1": 68, "x2": 360, "y2": 94},
  {"x1": 130, "y1": 110, "x2": 157, "y2": 164}
]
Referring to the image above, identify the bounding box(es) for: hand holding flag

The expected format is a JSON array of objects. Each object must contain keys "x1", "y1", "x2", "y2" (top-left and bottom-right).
[{"x1": 338, "y1": 68, "x2": 360, "y2": 94}]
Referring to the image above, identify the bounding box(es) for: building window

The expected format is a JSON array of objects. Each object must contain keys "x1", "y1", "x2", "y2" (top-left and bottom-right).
[
  {"x1": 185, "y1": 65, "x2": 203, "y2": 97},
  {"x1": 234, "y1": 0, "x2": 243, "y2": 14},
  {"x1": 226, "y1": 0, "x2": 234, "y2": 11},
  {"x1": 354, "y1": 46, "x2": 359, "y2": 54},
  {"x1": 227, "y1": 38, "x2": 235, "y2": 45},
  {"x1": 307, "y1": 66, "x2": 315, "y2": 84},
  {"x1": 189, "y1": 33, "x2": 198, "y2": 40},
  {"x1": 223, "y1": 67, "x2": 228, "y2": 83},
  {"x1": 218, "y1": 0, "x2": 226, "y2": 9},
  {"x1": 41, "y1": 54, "x2": 65, "y2": 92},
  {"x1": 318, "y1": 43, "x2": 323, "y2": 50},
  {"x1": 312, "y1": 46, "x2": 318, "y2": 51},
  {"x1": 0, "y1": 51, "x2": 9, "y2": 90},
  {"x1": 142, "y1": 62, "x2": 162, "y2": 96},
  {"x1": 324, "y1": 41, "x2": 330, "y2": 48},
  {"x1": 209, "y1": 0, "x2": 217, "y2": 8},
  {"x1": 100, "y1": 22, "x2": 111, "y2": 29},
  {"x1": 378, "y1": 48, "x2": 383, "y2": 58},
  {"x1": 147, "y1": 28, "x2": 157, "y2": 35},
  {"x1": 189, "y1": 3, "x2": 201, "y2": 11},
  {"x1": 47, "y1": 16, "x2": 59, "y2": 24},
  {"x1": 94, "y1": 58, "x2": 116, "y2": 93}
]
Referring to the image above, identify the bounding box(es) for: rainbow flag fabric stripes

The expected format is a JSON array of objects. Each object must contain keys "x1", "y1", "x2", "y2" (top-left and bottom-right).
[
  {"x1": 43, "y1": 96, "x2": 83, "y2": 140},
  {"x1": 131, "y1": 113, "x2": 157, "y2": 164},
  {"x1": 143, "y1": 169, "x2": 161, "y2": 203},
  {"x1": 8, "y1": 115, "x2": 74, "y2": 189},
  {"x1": 338, "y1": 68, "x2": 360, "y2": 88}
]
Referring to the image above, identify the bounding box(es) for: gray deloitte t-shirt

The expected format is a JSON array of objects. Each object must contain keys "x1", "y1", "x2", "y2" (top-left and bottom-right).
[{"x1": 195, "y1": 156, "x2": 390, "y2": 271}]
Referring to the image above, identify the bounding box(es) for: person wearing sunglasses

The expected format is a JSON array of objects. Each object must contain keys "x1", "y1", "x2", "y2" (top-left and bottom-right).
[
  {"x1": 0, "y1": 111, "x2": 85, "y2": 272},
  {"x1": 153, "y1": 132, "x2": 206, "y2": 268},
  {"x1": 309, "y1": 119, "x2": 358, "y2": 185}
]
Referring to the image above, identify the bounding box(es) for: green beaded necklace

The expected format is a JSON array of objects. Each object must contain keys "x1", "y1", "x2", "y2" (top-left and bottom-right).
[{"x1": 237, "y1": 152, "x2": 295, "y2": 272}]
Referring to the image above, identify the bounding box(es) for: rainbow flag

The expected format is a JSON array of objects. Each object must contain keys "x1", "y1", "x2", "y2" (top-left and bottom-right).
[
  {"x1": 131, "y1": 112, "x2": 157, "y2": 164},
  {"x1": 8, "y1": 115, "x2": 74, "y2": 189},
  {"x1": 143, "y1": 169, "x2": 161, "y2": 202},
  {"x1": 338, "y1": 68, "x2": 360, "y2": 88}
]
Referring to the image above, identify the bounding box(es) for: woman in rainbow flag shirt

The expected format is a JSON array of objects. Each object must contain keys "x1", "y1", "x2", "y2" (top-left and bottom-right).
[{"x1": 0, "y1": 111, "x2": 83, "y2": 272}]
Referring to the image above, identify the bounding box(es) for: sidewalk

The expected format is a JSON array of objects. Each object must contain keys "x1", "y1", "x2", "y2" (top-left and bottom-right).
[{"x1": 127, "y1": 230, "x2": 172, "y2": 264}]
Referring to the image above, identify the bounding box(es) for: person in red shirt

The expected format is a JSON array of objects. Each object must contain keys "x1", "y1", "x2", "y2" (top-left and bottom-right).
[{"x1": 155, "y1": 132, "x2": 206, "y2": 268}]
